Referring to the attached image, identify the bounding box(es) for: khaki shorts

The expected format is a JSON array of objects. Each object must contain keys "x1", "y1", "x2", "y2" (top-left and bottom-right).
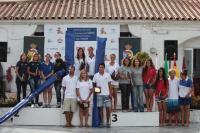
[
  {"x1": 63, "y1": 98, "x2": 77, "y2": 112},
  {"x1": 112, "y1": 85, "x2": 119, "y2": 90}
]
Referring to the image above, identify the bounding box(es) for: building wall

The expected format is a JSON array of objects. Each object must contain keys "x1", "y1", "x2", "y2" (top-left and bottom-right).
[
  {"x1": 1, "y1": 22, "x2": 200, "y2": 92},
  {"x1": 0, "y1": 25, "x2": 36, "y2": 92},
  {"x1": 128, "y1": 23, "x2": 200, "y2": 69}
]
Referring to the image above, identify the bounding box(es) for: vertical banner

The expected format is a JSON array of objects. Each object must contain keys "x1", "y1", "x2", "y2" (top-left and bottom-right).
[
  {"x1": 92, "y1": 37, "x2": 107, "y2": 127},
  {"x1": 97, "y1": 25, "x2": 120, "y2": 63},
  {"x1": 44, "y1": 25, "x2": 66, "y2": 60},
  {"x1": 65, "y1": 31, "x2": 75, "y2": 71}
]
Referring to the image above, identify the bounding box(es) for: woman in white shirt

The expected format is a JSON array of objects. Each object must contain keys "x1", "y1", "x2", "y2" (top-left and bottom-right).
[
  {"x1": 75, "y1": 47, "x2": 86, "y2": 76},
  {"x1": 86, "y1": 46, "x2": 95, "y2": 79},
  {"x1": 76, "y1": 69, "x2": 93, "y2": 127},
  {"x1": 106, "y1": 53, "x2": 119, "y2": 112}
]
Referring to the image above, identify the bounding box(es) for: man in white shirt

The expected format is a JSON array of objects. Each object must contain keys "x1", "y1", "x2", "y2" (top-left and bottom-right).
[
  {"x1": 62, "y1": 65, "x2": 78, "y2": 127},
  {"x1": 93, "y1": 63, "x2": 112, "y2": 128},
  {"x1": 86, "y1": 47, "x2": 95, "y2": 79}
]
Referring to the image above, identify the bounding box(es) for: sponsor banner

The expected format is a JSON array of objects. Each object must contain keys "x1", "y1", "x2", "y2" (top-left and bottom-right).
[{"x1": 44, "y1": 24, "x2": 120, "y2": 62}]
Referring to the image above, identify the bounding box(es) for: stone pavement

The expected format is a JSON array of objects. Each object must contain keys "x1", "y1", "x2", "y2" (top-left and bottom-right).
[{"x1": 1, "y1": 124, "x2": 200, "y2": 133}]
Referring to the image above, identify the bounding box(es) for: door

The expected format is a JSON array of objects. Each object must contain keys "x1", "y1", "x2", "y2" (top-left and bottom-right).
[
  {"x1": 193, "y1": 49, "x2": 200, "y2": 96},
  {"x1": 184, "y1": 48, "x2": 200, "y2": 96}
]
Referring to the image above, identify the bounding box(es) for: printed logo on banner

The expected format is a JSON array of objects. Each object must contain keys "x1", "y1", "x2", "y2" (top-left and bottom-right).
[{"x1": 67, "y1": 28, "x2": 97, "y2": 41}]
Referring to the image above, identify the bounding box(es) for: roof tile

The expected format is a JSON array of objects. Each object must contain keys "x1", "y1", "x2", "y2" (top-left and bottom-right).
[{"x1": 0, "y1": 0, "x2": 200, "y2": 21}]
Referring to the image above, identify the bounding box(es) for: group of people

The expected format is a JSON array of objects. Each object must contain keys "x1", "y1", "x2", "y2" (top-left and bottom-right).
[
  {"x1": 15, "y1": 46, "x2": 194, "y2": 127},
  {"x1": 15, "y1": 52, "x2": 66, "y2": 108}
]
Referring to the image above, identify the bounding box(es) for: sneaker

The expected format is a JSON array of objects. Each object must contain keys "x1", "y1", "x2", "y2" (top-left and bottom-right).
[
  {"x1": 43, "y1": 104, "x2": 48, "y2": 108},
  {"x1": 122, "y1": 110, "x2": 127, "y2": 112},
  {"x1": 106, "y1": 123, "x2": 111, "y2": 128},
  {"x1": 14, "y1": 112, "x2": 19, "y2": 117},
  {"x1": 98, "y1": 123, "x2": 104, "y2": 128},
  {"x1": 35, "y1": 104, "x2": 39, "y2": 108},
  {"x1": 56, "y1": 102, "x2": 61, "y2": 108},
  {"x1": 47, "y1": 104, "x2": 51, "y2": 108},
  {"x1": 31, "y1": 104, "x2": 35, "y2": 108}
]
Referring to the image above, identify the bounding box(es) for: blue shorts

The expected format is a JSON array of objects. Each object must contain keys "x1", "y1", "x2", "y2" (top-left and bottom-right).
[
  {"x1": 97, "y1": 95, "x2": 111, "y2": 108},
  {"x1": 179, "y1": 97, "x2": 192, "y2": 106},
  {"x1": 143, "y1": 83, "x2": 155, "y2": 90},
  {"x1": 167, "y1": 99, "x2": 180, "y2": 113}
]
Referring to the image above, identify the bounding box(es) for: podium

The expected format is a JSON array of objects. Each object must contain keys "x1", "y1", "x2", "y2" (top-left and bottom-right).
[
  {"x1": 12, "y1": 107, "x2": 159, "y2": 127},
  {"x1": 111, "y1": 111, "x2": 159, "y2": 127}
]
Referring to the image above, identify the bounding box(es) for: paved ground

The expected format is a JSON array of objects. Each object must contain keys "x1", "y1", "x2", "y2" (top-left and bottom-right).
[{"x1": 1, "y1": 123, "x2": 200, "y2": 133}]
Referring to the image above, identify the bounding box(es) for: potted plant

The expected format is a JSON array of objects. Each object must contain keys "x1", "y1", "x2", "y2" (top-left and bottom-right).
[
  {"x1": 135, "y1": 51, "x2": 150, "y2": 65},
  {"x1": 0, "y1": 98, "x2": 17, "y2": 107}
]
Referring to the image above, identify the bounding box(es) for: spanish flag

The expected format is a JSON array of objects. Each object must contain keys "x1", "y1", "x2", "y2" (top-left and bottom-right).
[{"x1": 173, "y1": 53, "x2": 180, "y2": 78}]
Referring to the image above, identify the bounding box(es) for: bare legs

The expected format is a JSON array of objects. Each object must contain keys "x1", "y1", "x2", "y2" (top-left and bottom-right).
[
  {"x1": 169, "y1": 112, "x2": 179, "y2": 126},
  {"x1": 99, "y1": 107, "x2": 111, "y2": 125},
  {"x1": 157, "y1": 101, "x2": 167, "y2": 126},
  {"x1": 65, "y1": 111, "x2": 74, "y2": 127},
  {"x1": 144, "y1": 89, "x2": 154, "y2": 112},
  {"x1": 79, "y1": 107, "x2": 89, "y2": 127},
  {"x1": 43, "y1": 87, "x2": 52, "y2": 107},
  {"x1": 180, "y1": 105, "x2": 190, "y2": 126},
  {"x1": 112, "y1": 87, "x2": 118, "y2": 112}
]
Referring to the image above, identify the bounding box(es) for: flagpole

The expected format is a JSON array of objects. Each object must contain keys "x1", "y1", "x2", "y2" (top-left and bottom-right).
[{"x1": 155, "y1": 53, "x2": 158, "y2": 69}]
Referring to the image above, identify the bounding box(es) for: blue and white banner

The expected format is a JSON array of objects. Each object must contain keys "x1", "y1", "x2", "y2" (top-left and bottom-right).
[{"x1": 44, "y1": 24, "x2": 120, "y2": 62}]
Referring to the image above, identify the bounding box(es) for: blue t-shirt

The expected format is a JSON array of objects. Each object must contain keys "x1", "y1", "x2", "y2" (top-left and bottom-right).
[{"x1": 40, "y1": 62, "x2": 54, "y2": 77}]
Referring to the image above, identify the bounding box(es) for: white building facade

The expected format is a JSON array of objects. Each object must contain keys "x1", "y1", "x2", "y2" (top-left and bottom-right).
[{"x1": 0, "y1": 0, "x2": 200, "y2": 92}]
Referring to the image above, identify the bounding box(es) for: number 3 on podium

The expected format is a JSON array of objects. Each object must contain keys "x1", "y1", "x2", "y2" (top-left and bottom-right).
[{"x1": 112, "y1": 114, "x2": 118, "y2": 122}]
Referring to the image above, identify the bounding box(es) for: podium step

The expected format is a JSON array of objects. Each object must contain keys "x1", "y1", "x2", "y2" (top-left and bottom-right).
[
  {"x1": 13, "y1": 108, "x2": 64, "y2": 125},
  {"x1": 4, "y1": 107, "x2": 200, "y2": 126},
  {"x1": 12, "y1": 107, "x2": 92, "y2": 126},
  {"x1": 111, "y1": 112, "x2": 159, "y2": 127}
]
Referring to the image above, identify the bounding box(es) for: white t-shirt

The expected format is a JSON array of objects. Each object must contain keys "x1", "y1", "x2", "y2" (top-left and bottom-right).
[
  {"x1": 62, "y1": 75, "x2": 78, "y2": 99},
  {"x1": 86, "y1": 56, "x2": 95, "y2": 76},
  {"x1": 106, "y1": 62, "x2": 119, "y2": 86},
  {"x1": 168, "y1": 78, "x2": 179, "y2": 99},
  {"x1": 93, "y1": 72, "x2": 112, "y2": 95},
  {"x1": 76, "y1": 79, "x2": 93, "y2": 101},
  {"x1": 74, "y1": 58, "x2": 84, "y2": 76}
]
